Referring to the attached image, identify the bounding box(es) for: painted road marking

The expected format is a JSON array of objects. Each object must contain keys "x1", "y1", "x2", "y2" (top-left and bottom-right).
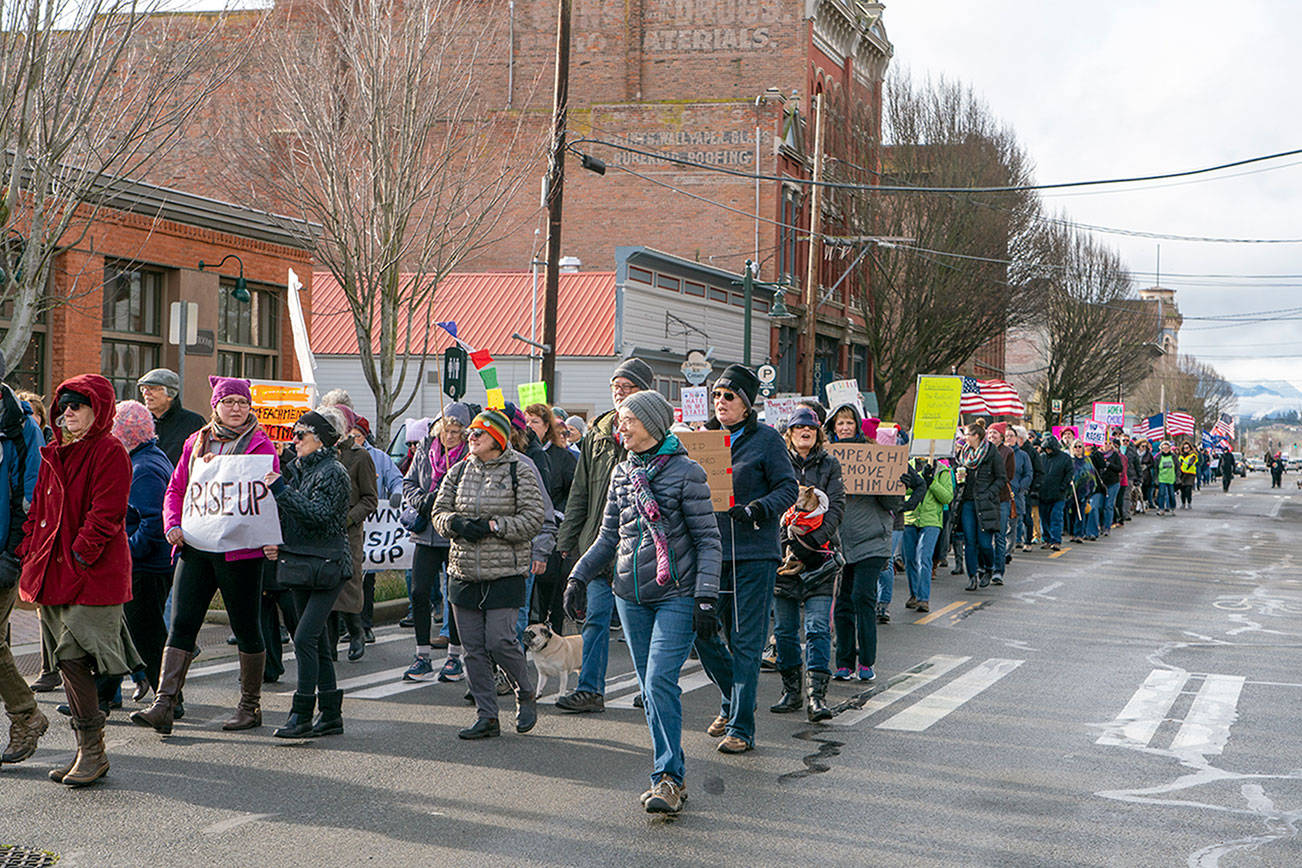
[
  {"x1": 830, "y1": 655, "x2": 970, "y2": 728},
  {"x1": 188, "y1": 632, "x2": 409, "y2": 681},
  {"x1": 876, "y1": 658, "x2": 1023, "y2": 731},
  {"x1": 1049, "y1": 546, "x2": 1071, "y2": 558},
  {"x1": 914, "y1": 601, "x2": 966, "y2": 625},
  {"x1": 1169, "y1": 674, "x2": 1245, "y2": 757},
  {"x1": 607, "y1": 663, "x2": 708, "y2": 709},
  {"x1": 1096, "y1": 669, "x2": 1189, "y2": 748}
]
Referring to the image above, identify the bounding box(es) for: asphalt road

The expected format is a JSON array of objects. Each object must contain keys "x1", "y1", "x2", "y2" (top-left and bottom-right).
[{"x1": 2, "y1": 473, "x2": 1299, "y2": 867}]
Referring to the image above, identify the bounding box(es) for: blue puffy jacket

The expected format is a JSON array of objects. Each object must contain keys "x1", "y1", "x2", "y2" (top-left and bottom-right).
[{"x1": 125, "y1": 440, "x2": 174, "y2": 573}]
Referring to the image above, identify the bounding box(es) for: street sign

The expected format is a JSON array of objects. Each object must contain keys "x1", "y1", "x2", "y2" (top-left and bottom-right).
[
  {"x1": 168, "y1": 302, "x2": 199, "y2": 345},
  {"x1": 757, "y1": 364, "x2": 776, "y2": 385},
  {"x1": 443, "y1": 346, "x2": 468, "y2": 400},
  {"x1": 681, "y1": 351, "x2": 711, "y2": 386},
  {"x1": 1051, "y1": 399, "x2": 1063, "y2": 415}
]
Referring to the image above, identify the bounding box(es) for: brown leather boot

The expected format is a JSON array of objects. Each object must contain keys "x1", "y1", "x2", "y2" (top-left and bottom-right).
[
  {"x1": 62, "y1": 714, "x2": 109, "y2": 787},
  {"x1": 222, "y1": 651, "x2": 264, "y2": 731},
  {"x1": 130, "y1": 646, "x2": 193, "y2": 735},
  {"x1": 48, "y1": 751, "x2": 77, "y2": 783},
  {"x1": 2, "y1": 706, "x2": 50, "y2": 764}
]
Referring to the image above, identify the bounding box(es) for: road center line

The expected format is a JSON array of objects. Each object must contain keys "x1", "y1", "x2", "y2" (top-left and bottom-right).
[{"x1": 914, "y1": 601, "x2": 966, "y2": 624}]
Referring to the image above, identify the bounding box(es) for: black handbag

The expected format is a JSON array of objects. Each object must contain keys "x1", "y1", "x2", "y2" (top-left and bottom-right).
[{"x1": 276, "y1": 551, "x2": 349, "y2": 591}]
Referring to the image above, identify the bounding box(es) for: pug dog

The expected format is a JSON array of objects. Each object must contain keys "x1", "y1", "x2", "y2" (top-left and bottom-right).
[{"x1": 523, "y1": 623, "x2": 583, "y2": 697}]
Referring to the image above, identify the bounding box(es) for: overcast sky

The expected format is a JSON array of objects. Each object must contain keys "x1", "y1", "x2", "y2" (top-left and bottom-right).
[{"x1": 883, "y1": 0, "x2": 1302, "y2": 388}]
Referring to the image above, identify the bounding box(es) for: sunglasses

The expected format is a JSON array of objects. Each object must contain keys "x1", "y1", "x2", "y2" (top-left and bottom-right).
[
  {"x1": 60, "y1": 401, "x2": 87, "y2": 413},
  {"x1": 712, "y1": 390, "x2": 737, "y2": 402},
  {"x1": 467, "y1": 429, "x2": 486, "y2": 439},
  {"x1": 292, "y1": 429, "x2": 312, "y2": 440}
]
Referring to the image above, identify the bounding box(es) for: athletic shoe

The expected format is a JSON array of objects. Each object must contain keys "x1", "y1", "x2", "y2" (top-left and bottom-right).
[
  {"x1": 915, "y1": 601, "x2": 930, "y2": 613},
  {"x1": 494, "y1": 668, "x2": 513, "y2": 696},
  {"x1": 905, "y1": 596, "x2": 918, "y2": 609},
  {"x1": 876, "y1": 609, "x2": 891, "y2": 624},
  {"x1": 437, "y1": 656, "x2": 465, "y2": 683},
  {"x1": 858, "y1": 666, "x2": 875, "y2": 682},
  {"x1": 991, "y1": 575, "x2": 1004, "y2": 586},
  {"x1": 833, "y1": 668, "x2": 852, "y2": 681},
  {"x1": 555, "y1": 690, "x2": 605, "y2": 713},
  {"x1": 398, "y1": 616, "x2": 415, "y2": 628},
  {"x1": 645, "y1": 779, "x2": 687, "y2": 814},
  {"x1": 402, "y1": 654, "x2": 436, "y2": 682},
  {"x1": 760, "y1": 641, "x2": 778, "y2": 671}
]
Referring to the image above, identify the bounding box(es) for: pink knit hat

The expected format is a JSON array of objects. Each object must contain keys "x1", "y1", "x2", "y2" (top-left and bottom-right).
[
  {"x1": 208, "y1": 375, "x2": 252, "y2": 407},
  {"x1": 112, "y1": 400, "x2": 156, "y2": 453}
]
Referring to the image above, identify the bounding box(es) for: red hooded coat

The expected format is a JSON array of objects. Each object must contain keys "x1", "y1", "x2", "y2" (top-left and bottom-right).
[{"x1": 18, "y1": 374, "x2": 133, "y2": 606}]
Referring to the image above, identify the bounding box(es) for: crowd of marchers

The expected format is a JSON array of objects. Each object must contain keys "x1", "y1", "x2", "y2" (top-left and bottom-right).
[{"x1": 0, "y1": 356, "x2": 1226, "y2": 815}]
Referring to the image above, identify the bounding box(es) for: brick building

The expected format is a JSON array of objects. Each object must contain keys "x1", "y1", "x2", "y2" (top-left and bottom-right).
[{"x1": 1, "y1": 177, "x2": 315, "y2": 402}]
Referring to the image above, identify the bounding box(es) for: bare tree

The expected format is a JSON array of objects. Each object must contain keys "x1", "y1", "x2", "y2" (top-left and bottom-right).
[
  {"x1": 836, "y1": 72, "x2": 1043, "y2": 421},
  {"x1": 236, "y1": 0, "x2": 547, "y2": 444},
  {"x1": 0, "y1": 0, "x2": 250, "y2": 372},
  {"x1": 1034, "y1": 222, "x2": 1160, "y2": 424},
  {"x1": 1130, "y1": 353, "x2": 1236, "y2": 427}
]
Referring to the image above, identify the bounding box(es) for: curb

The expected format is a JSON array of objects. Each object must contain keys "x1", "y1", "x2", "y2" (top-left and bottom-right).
[{"x1": 203, "y1": 597, "x2": 409, "y2": 626}]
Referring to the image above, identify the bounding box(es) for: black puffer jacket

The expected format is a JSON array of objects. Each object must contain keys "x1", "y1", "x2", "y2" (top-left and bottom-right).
[
  {"x1": 776, "y1": 445, "x2": 845, "y2": 600},
  {"x1": 959, "y1": 443, "x2": 1006, "y2": 533},
  {"x1": 1037, "y1": 436, "x2": 1072, "y2": 502},
  {"x1": 271, "y1": 446, "x2": 351, "y2": 562},
  {"x1": 1091, "y1": 449, "x2": 1123, "y2": 487}
]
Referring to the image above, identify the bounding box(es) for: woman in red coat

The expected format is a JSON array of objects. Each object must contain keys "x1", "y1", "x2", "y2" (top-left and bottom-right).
[{"x1": 18, "y1": 374, "x2": 136, "y2": 787}]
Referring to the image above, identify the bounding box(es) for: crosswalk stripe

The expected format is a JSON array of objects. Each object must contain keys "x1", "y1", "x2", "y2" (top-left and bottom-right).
[
  {"x1": 1096, "y1": 669, "x2": 1189, "y2": 748},
  {"x1": 1169, "y1": 674, "x2": 1245, "y2": 756},
  {"x1": 914, "y1": 601, "x2": 966, "y2": 625},
  {"x1": 605, "y1": 663, "x2": 706, "y2": 709},
  {"x1": 830, "y1": 655, "x2": 970, "y2": 727},
  {"x1": 876, "y1": 658, "x2": 1023, "y2": 732},
  {"x1": 187, "y1": 632, "x2": 411, "y2": 681}
]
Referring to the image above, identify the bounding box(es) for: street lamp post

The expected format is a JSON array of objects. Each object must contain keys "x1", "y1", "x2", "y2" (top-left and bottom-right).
[{"x1": 738, "y1": 259, "x2": 795, "y2": 368}]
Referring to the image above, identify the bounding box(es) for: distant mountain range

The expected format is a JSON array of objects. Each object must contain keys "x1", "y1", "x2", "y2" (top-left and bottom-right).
[{"x1": 1231, "y1": 380, "x2": 1302, "y2": 418}]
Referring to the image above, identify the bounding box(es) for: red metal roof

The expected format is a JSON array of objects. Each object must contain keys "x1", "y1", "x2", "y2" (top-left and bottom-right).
[{"x1": 309, "y1": 271, "x2": 616, "y2": 357}]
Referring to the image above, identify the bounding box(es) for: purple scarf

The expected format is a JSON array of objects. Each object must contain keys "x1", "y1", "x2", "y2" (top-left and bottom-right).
[{"x1": 429, "y1": 437, "x2": 468, "y2": 488}]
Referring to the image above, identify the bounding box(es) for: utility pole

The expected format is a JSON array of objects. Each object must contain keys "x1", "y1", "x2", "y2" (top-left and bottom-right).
[
  {"x1": 541, "y1": 0, "x2": 572, "y2": 398},
  {"x1": 801, "y1": 91, "x2": 825, "y2": 396}
]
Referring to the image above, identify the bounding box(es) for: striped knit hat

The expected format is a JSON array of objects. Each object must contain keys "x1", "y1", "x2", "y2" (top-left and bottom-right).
[
  {"x1": 469, "y1": 408, "x2": 511, "y2": 450},
  {"x1": 112, "y1": 400, "x2": 156, "y2": 453}
]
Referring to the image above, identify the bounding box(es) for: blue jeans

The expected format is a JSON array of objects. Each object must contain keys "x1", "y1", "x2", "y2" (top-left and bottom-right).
[
  {"x1": 903, "y1": 524, "x2": 941, "y2": 602},
  {"x1": 694, "y1": 558, "x2": 777, "y2": 746},
  {"x1": 772, "y1": 594, "x2": 832, "y2": 674},
  {"x1": 1045, "y1": 500, "x2": 1065, "y2": 545},
  {"x1": 1157, "y1": 482, "x2": 1175, "y2": 511},
  {"x1": 993, "y1": 501, "x2": 1010, "y2": 575},
  {"x1": 960, "y1": 500, "x2": 994, "y2": 578},
  {"x1": 615, "y1": 594, "x2": 695, "y2": 787},
  {"x1": 877, "y1": 529, "x2": 901, "y2": 608},
  {"x1": 576, "y1": 579, "x2": 615, "y2": 695},
  {"x1": 834, "y1": 556, "x2": 884, "y2": 670},
  {"x1": 1101, "y1": 482, "x2": 1120, "y2": 532},
  {"x1": 1085, "y1": 493, "x2": 1102, "y2": 538},
  {"x1": 515, "y1": 573, "x2": 536, "y2": 648},
  {"x1": 1013, "y1": 492, "x2": 1028, "y2": 546}
]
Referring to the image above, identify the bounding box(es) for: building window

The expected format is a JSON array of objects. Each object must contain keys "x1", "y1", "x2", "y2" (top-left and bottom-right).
[
  {"x1": 628, "y1": 265, "x2": 653, "y2": 285},
  {"x1": 654, "y1": 377, "x2": 683, "y2": 403},
  {"x1": 217, "y1": 284, "x2": 280, "y2": 380},
  {"x1": 656, "y1": 274, "x2": 681, "y2": 293},
  {"x1": 683, "y1": 280, "x2": 706, "y2": 298},
  {"x1": 5, "y1": 332, "x2": 45, "y2": 396},
  {"x1": 775, "y1": 325, "x2": 798, "y2": 392},
  {"x1": 778, "y1": 187, "x2": 802, "y2": 284},
  {"x1": 852, "y1": 344, "x2": 870, "y2": 391},
  {"x1": 101, "y1": 262, "x2": 165, "y2": 399}
]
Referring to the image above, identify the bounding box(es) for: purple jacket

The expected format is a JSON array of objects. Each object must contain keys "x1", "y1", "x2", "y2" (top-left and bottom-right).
[{"x1": 162, "y1": 426, "x2": 280, "y2": 561}]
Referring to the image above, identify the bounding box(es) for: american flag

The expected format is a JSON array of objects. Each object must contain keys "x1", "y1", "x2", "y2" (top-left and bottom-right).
[
  {"x1": 1167, "y1": 411, "x2": 1196, "y2": 437},
  {"x1": 959, "y1": 377, "x2": 1026, "y2": 417},
  {"x1": 1132, "y1": 413, "x2": 1164, "y2": 442},
  {"x1": 1212, "y1": 412, "x2": 1235, "y2": 439}
]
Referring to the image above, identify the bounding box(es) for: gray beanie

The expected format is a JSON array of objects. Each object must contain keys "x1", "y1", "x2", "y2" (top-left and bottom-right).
[
  {"x1": 611, "y1": 357, "x2": 654, "y2": 392},
  {"x1": 620, "y1": 390, "x2": 674, "y2": 443},
  {"x1": 138, "y1": 368, "x2": 180, "y2": 398},
  {"x1": 564, "y1": 415, "x2": 587, "y2": 438},
  {"x1": 442, "y1": 402, "x2": 471, "y2": 428}
]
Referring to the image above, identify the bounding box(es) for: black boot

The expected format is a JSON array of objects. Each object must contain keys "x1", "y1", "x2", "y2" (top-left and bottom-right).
[
  {"x1": 273, "y1": 692, "x2": 316, "y2": 739},
  {"x1": 310, "y1": 689, "x2": 344, "y2": 737},
  {"x1": 769, "y1": 668, "x2": 803, "y2": 713},
  {"x1": 807, "y1": 670, "x2": 833, "y2": 723}
]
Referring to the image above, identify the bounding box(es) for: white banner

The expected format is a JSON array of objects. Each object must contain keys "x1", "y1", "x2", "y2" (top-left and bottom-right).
[
  {"x1": 825, "y1": 379, "x2": 865, "y2": 418},
  {"x1": 181, "y1": 455, "x2": 282, "y2": 552},
  {"x1": 681, "y1": 386, "x2": 709, "y2": 423},
  {"x1": 1082, "y1": 419, "x2": 1108, "y2": 447},
  {"x1": 363, "y1": 504, "x2": 414, "y2": 570}
]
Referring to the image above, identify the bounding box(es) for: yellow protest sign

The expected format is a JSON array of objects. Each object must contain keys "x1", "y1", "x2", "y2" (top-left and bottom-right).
[
  {"x1": 517, "y1": 381, "x2": 548, "y2": 407},
  {"x1": 912, "y1": 375, "x2": 963, "y2": 441},
  {"x1": 485, "y1": 387, "x2": 505, "y2": 410}
]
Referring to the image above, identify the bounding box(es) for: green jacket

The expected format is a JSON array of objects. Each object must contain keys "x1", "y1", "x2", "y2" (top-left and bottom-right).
[
  {"x1": 904, "y1": 464, "x2": 954, "y2": 528},
  {"x1": 556, "y1": 408, "x2": 627, "y2": 558},
  {"x1": 1156, "y1": 453, "x2": 1177, "y2": 485}
]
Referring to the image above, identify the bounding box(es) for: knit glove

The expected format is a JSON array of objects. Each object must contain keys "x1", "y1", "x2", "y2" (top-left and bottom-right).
[
  {"x1": 563, "y1": 579, "x2": 587, "y2": 622},
  {"x1": 727, "y1": 501, "x2": 764, "y2": 526},
  {"x1": 922, "y1": 462, "x2": 936, "y2": 485},
  {"x1": 447, "y1": 516, "x2": 489, "y2": 541},
  {"x1": 693, "y1": 597, "x2": 719, "y2": 636}
]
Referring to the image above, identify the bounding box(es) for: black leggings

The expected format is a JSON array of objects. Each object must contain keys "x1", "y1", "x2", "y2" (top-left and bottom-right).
[
  {"x1": 292, "y1": 585, "x2": 343, "y2": 696},
  {"x1": 411, "y1": 544, "x2": 457, "y2": 646},
  {"x1": 1180, "y1": 483, "x2": 1194, "y2": 506},
  {"x1": 167, "y1": 547, "x2": 264, "y2": 654}
]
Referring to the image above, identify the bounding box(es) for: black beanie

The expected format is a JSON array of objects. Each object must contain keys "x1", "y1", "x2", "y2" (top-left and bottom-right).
[
  {"x1": 296, "y1": 410, "x2": 340, "y2": 447},
  {"x1": 714, "y1": 364, "x2": 759, "y2": 408},
  {"x1": 610, "y1": 357, "x2": 654, "y2": 392}
]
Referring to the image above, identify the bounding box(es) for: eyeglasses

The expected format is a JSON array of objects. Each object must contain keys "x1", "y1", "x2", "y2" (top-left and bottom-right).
[
  {"x1": 610, "y1": 381, "x2": 638, "y2": 396},
  {"x1": 139, "y1": 385, "x2": 165, "y2": 395},
  {"x1": 218, "y1": 398, "x2": 250, "y2": 407},
  {"x1": 712, "y1": 390, "x2": 737, "y2": 402}
]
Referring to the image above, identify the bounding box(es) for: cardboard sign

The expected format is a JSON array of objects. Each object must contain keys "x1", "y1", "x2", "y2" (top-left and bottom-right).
[
  {"x1": 517, "y1": 381, "x2": 548, "y2": 408},
  {"x1": 825, "y1": 379, "x2": 864, "y2": 418},
  {"x1": 1082, "y1": 419, "x2": 1107, "y2": 447},
  {"x1": 912, "y1": 376, "x2": 963, "y2": 441},
  {"x1": 181, "y1": 455, "x2": 283, "y2": 552},
  {"x1": 1092, "y1": 401, "x2": 1125, "y2": 427},
  {"x1": 830, "y1": 442, "x2": 910, "y2": 496},
  {"x1": 363, "y1": 504, "x2": 414, "y2": 570},
  {"x1": 250, "y1": 379, "x2": 315, "y2": 444},
  {"x1": 763, "y1": 396, "x2": 799, "y2": 428},
  {"x1": 676, "y1": 430, "x2": 734, "y2": 512},
  {"x1": 681, "y1": 386, "x2": 709, "y2": 423}
]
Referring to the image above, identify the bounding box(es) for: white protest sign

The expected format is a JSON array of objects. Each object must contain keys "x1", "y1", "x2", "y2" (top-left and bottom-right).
[
  {"x1": 681, "y1": 386, "x2": 709, "y2": 423},
  {"x1": 825, "y1": 379, "x2": 865, "y2": 418},
  {"x1": 363, "y1": 504, "x2": 414, "y2": 570},
  {"x1": 763, "y1": 396, "x2": 799, "y2": 428},
  {"x1": 1092, "y1": 401, "x2": 1125, "y2": 427},
  {"x1": 1082, "y1": 419, "x2": 1108, "y2": 447},
  {"x1": 181, "y1": 455, "x2": 282, "y2": 552}
]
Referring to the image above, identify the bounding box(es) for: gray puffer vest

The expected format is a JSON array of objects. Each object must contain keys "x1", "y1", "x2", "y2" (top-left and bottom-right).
[{"x1": 430, "y1": 449, "x2": 545, "y2": 582}]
